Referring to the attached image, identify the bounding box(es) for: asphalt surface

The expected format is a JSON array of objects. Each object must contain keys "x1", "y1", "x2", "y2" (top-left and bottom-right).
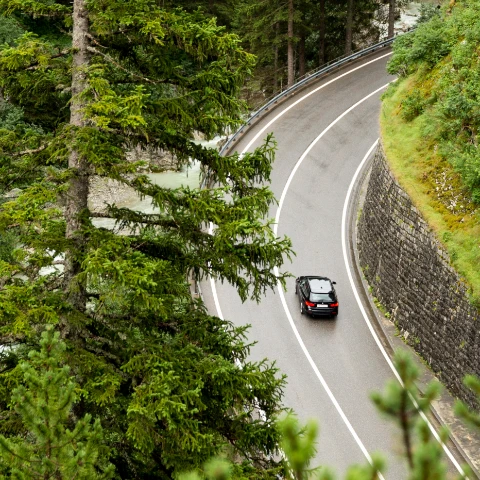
[{"x1": 200, "y1": 50, "x2": 470, "y2": 478}]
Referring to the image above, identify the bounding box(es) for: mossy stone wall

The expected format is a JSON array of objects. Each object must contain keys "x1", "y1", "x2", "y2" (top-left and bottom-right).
[{"x1": 358, "y1": 146, "x2": 480, "y2": 409}]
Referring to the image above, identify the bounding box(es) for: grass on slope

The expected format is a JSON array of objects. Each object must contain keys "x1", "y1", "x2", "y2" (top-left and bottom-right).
[{"x1": 380, "y1": 76, "x2": 480, "y2": 308}]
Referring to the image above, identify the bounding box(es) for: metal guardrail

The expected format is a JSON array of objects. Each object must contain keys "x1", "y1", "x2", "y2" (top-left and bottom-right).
[
  {"x1": 194, "y1": 30, "x2": 415, "y2": 308},
  {"x1": 195, "y1": 36, "x2": 399, "y2": 293},
  {"x1": 219, "y1": 36, "x2": 397, "y2": 157}
]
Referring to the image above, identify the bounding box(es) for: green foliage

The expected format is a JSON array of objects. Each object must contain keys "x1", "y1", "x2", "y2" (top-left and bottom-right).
[
  {"x1": 386, "y1": 33, "x2": 416, "y2": 77},
  {"x1": 387, "y1": 17, "x2": 454, "y2": 75},
  {"x1": 279, "y1": 415, "x2": 320, "y2": 479},
  {"x1": 416, "y1": 4, "x2": 441, "y2": 26},
  {"x1": 181, "y1": 351, "x2": 480, "y2": 480},
  {"x1": 388, "y1": 0, "x2": 480, "y2": 203},
  {"x1": 0, "y1": 103, "x2": 24, "y2": 131},
  {"x1": 408, "y1": 16, "x2": 454, "y2": 68},
  {"x1": 343, "y1": 454, "x2": 385, "y2": 480},
  {"x1": 0, "y1": 326, "x2": 115, "y2": 479},
  {"x1": 178, "y1": 457, "x2": 266, "y2": 480},
  {"x1": 0, "y1": 0, "x2": 292, "y2": 477},
  {"x1": 401, "y1": 90, "x2": 427, "y2": 122},
  {"x1": 454, "y1": 375, "x2": 480, "y2": 430},
  {"x1": 0, "y1": 229, "x2": 17, "y2": 263},
  {"x1": 388, "y1": 16, "x2": 452, "y2": 74},
  {"x1": 0, "y1": 15, "x2": 23, "y2": 45},
  {"x1": 371, "y1": 350, "x2": 450, "y2": 478}
]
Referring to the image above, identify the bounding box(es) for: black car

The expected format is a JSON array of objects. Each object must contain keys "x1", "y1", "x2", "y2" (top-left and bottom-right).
[{"x1": 295, "y1": 276, "x2": 338, "y2": 318}]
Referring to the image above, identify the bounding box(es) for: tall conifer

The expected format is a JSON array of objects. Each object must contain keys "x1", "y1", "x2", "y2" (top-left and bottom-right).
[{"x1": 0, "y1": 0, "x2": 291, "y2": 476}]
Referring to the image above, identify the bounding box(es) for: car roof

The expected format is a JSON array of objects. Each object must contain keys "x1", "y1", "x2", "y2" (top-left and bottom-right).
[{"x1": 306, "y1": 276, "x2": 333, "y2": 293}]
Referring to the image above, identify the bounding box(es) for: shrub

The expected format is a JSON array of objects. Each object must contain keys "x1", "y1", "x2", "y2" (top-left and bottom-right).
[{"x1": 401, "y1": 90, "x2": 426, "y2": 121}]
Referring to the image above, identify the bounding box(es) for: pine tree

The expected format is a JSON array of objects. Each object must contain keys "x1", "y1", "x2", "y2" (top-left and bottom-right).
[
  {"x1": 232, "y1": 0, "x2": 385, "y2": 95},
  {"x1": 181, "y1": 353, "x2": 479, "y2": 480},
  {"x1": 232, "y1": 0, "x2": 291, "y2": 94},
  {"x1": 345, "y1": 0, "x2": 354, "y2": 55},
  {"x1": 0, "y1": 0, "x2": 292, "y2": 476},
  {"x1": 0, "y1": 326, "x2": 115, "y2": 479}
]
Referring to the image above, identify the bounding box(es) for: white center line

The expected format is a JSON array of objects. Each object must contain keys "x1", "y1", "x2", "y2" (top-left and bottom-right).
[
  {"x1": 210, "y1": 55, "x2": 392, "y2": 470},
  {"x1": 210, "y1": 52, "x2": 466, "y2": 477},
  {"x1": 210, "y1": 52, "x2": 392, "y2": 318},
  {"x1": 272, "y1": 85, "x2": 389, "y2": 476}
]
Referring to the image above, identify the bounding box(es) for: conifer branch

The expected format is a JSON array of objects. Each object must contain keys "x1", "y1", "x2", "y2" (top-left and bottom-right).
[
  {"x1": 0, "y1": 439, "x2": 33, "y2": 464},
  {"x1": 86, "y1": 46, "x2": 167, "y2": 85},
  {"x1": 43, "y1": 271, "x2": 66, "y2": 291},
  {"x1": 89, "y1": 210, "x2": 186, "y2": 230},
  {"x1": 12, "y1": 144, "x2": 48, "y2": 157},
  {"x1": 23, "y1": 49, "x2": 70, "y2": 70},
  {"x1": 83, "y1": 344, "x2": 122, "y2": 363},
  {"x1": 0, "y1": 0, "x2": 71, "y2": 19}
]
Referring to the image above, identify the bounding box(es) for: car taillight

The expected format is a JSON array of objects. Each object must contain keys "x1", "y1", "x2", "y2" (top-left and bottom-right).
[
  {"x1": 305, "y1": 300, "x2": 315, "y2": 307},
  {"x1": 330, "y1": 302, "x2": 339, "y2": 307}
]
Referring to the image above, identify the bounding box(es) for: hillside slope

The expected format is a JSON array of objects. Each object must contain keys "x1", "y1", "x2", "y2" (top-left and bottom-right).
[{"x1": 380, "y1": 0, "x2": 480, "y2": 306}]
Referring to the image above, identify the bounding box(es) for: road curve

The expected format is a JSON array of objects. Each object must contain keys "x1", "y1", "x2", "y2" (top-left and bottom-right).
[{"x1": 200, "y1": 50, "x2": 457, "y2": 478}]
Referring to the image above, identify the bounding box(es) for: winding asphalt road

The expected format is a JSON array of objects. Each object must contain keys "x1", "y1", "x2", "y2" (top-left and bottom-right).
[{"x1": 200, "y1": 50, "x2": 465, "y2": 478}]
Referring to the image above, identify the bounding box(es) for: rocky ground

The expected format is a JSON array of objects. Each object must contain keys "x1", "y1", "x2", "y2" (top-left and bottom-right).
[{"x1": 89, "y1": 145, "x2": 181, "y2": 214}]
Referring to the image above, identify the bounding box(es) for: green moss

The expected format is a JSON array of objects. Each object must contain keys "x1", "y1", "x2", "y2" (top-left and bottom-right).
[{"x1": 380, "y1": 76, "x2": 480, "y2": 311}]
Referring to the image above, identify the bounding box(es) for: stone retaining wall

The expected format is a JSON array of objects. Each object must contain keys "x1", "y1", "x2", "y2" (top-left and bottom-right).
[{"x1": 357, "y1": 145, "x2": 480, "y2": 409}]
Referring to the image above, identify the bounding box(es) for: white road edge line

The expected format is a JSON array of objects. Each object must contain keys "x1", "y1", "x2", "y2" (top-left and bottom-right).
[
  {"x1": 271, "y1": 85, "x2": 389, "y2": 477},
  {"x1": 210, "y1": 51, "x2": 465, "y2": 476},
  {"x1": 210, "y1": 56, "x2": 392, "y2": 472},
  {"x1": 210, "y1": 51, "x2": 392, "y2": 319},
  {"x1": 341, "y1": 140, "x2": 467, "y2": 477}
]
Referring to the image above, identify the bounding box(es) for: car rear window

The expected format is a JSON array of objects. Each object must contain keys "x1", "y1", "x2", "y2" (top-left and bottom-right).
[{"x1": 310, "y1": 293, "x2": 335, "y2": 302}]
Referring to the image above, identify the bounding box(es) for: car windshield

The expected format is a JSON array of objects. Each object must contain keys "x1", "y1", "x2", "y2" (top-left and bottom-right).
[{"x1": 310, "y1": 293, "x2": 335, "y2": 302}]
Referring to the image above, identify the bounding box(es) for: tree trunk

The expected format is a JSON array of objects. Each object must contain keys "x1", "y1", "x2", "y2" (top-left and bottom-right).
[
  {"x1": 287, "y1": 0, "x2": 294, "y2": 87},
  {"x1": 345, "y1": 0, "x2": 354, "y2": 55},
  {"x1": 298, "y1": 29, "x2": 305, "y2": 78},
  {"x1": 388, "y1": 0, "x2": 396, "y2": 38},
  {"x1": 64, "y1": 0, "x2": 90, "y2": 312},
  {"x1": 318, "y1": 0, "x2": 326, "y2": 65}
]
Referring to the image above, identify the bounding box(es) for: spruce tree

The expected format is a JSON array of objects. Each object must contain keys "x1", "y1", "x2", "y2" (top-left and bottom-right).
[
  {"x1": 0, "y1": 0, "x2": 292, "y2": 476},
  {"x1": 181, "y1": 353, "x2": 479, "y2": 479},
  {"x1": 232, "y1": 0, "x2": 386, "y2": 95},
  {"x1": 0, "y1": 326, "x2": 115, "y2": 479}
]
